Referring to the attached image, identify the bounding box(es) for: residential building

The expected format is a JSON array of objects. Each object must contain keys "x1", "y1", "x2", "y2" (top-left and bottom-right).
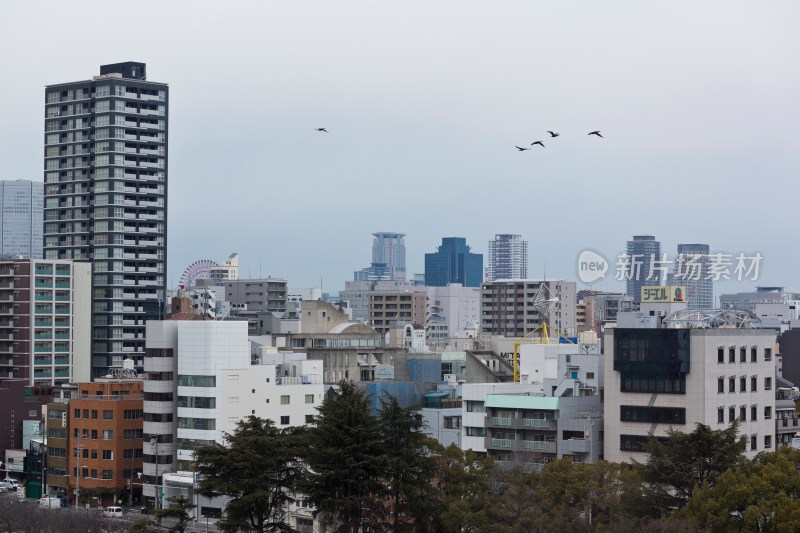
[
  {"x1": 55, "y1": 375, "x2": 144, "y2": 507},
  {"x1": 208, "y1": 253, "x2": 238, "y2": 281},
  {"x1": 339, "y1": 279, "x2": 417, "y2": 323},
  {"x1": 0, "y1": 259, "x2": 91, "y2": 387},
  {"x1": 486, "y1": 234, "x2": 527, "y2": 282},
  {"x1": 775, "y1": 382, "x2": 800, "y2": 448},
  {"x1": 425, "y1": 237, "x2": 483, "y2": 288},
  {"x1": 624, "y1": 235, "x2": 662, "y2": 304},
  {"x1": 425, "y1": 285, "x2": 480, "y2": 350},
  {"x1": 480, "y1": 279, "x2": 577, "y2": 339},
  {"x1": 44, "y1": 62, "x2": 168, "y2": 378},
  {"x1": 367, "y1": 290, "x2": 427, "y2": 347},
  {"x1": 604, "y1": 311, "x2": 777, "y2": 463},
  {"x1": 577, "y1": 291, "x2": 637, "y2": 334},
  {"x1": 220, "y1": 277, "x2": 288, "y2": 314},
  {"x1": 0, "y1": 180, "x2": 43, "y2": 259},
  {"x1": 670, "y1": 243, "x2": 714, "y2": 310}
]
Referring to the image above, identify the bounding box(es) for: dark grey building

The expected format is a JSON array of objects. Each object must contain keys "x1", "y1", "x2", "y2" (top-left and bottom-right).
[
  {"x1": 425, "y1": 237, "x2": 483, "y2": 287},
  {"x1": 43, "y1": 62, "x2": 168, "y2": 377},
  {"x1": 625, "y1": 235, "x2": 662, "y2": 304}
]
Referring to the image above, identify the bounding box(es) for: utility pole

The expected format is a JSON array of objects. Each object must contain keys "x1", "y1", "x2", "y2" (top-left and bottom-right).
[{"x1": 75, "y1": 433, "x2": 84, "y2": 509}]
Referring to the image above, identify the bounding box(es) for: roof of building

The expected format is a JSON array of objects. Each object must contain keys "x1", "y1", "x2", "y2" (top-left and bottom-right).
[{"x1": 484, "y1": 395, "x2": 559, "y2": 410}]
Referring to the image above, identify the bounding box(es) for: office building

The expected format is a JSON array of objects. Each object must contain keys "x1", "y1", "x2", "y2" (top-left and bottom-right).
[
  {"x1": 624, "y1": 235, "x2": 662, "y2": 304},
  {"x1": 671, "y1": 243, "x2": 713, "y2": 310},
  {"x1": 0, "y1": 180, "x2": 43, "y2": 259},
  {"x1": 425, "y1": 285, "x2": 480, "y2": 350},
  {"x1": 720, "y1": 287, "x2": 800, "y2": 332},
  {"x1": 480, "y1": 279, "x2": 577, "y2": 338},
  {"x1": 340, "y1": 279, "x2": 417, "y2": 322},
  {"x1": 371, "y1": 232, "x2": 406, "y2": 282},
  {"x1": 486, "y1": 234, "x2": 527, "y2": 281},
  {"x1": 43, "y1": 62, "x2": 168, "y2": 378},
  {"x1": 604, "y1": 310, "x2": 777, "y2": 463},
  {"x1": 0, "y1": 259, "x2": 91, "y2": 386},
  {"x1": 425, "y1": 237, "x2": 483, "y2": 288}
]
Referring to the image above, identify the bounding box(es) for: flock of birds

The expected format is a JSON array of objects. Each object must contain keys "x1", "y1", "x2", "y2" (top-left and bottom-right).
[
  {"x1": 515, "y1": 130, "x2": 603, "y2": 151},
  {"x1": 314, "y1": 127, "x2": 603, "y2": 153}
]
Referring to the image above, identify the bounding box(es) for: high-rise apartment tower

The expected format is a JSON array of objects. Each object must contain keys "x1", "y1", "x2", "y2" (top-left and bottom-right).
[{"x1": 43, "y1": 62, "x2": 168, "y2": 377}]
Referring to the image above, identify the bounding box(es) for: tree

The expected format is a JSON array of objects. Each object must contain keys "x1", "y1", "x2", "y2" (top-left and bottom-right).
[
  {"x1": 682, "y1": 446, "x2": 800, "y2": 532},
  {"x1": 432, "y1": 443, "x2": 498, "y2": 533},
  {"x1": 150, "y1": 495, "x2": 197, "y2": 533},
  {"x1": 377, "y1": 393, "x2": 440, "y2": 532},
  {"x1": 301, "y1": 380, "x2": 387, "y2": 533},
  {"x1": 194, "y1": 416, "x2": 305, "y2": 533},
  {"x1": 638, "y1": 421, "x2": 746, "y2": 513}
]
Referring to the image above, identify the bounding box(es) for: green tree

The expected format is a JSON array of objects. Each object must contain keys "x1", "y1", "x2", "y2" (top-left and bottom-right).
[
  {"x1": 150, "y1": 495, "x2": 196, "y2": 533},
  {"x1": 639, "y1": 421, "x2": 746, "y2": 513},
  {"x1": 432, "y1": 443, "x2": 498, "y2": 533},
  {"x1": 194, "y1": 416, "x2": 305, "y2": 532},
  {"x1": 377, "y1": 393, "x2": 440, "y2": 532},
  {"x1": 682, "y1": 446, "x2": 800, "y2": 532},
  {"x1": 302, "y1": 381, "x2": 386, "y2": 533}
]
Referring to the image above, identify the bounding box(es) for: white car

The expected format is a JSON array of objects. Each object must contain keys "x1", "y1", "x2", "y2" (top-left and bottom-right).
[{"x1": 2, "y1": 479, "x2": 20, "y2": 489}]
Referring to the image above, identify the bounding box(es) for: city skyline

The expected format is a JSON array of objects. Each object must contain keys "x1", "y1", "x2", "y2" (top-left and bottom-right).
[{"x1": 0, "y1": 2, "x2": 797, "y2": 294}]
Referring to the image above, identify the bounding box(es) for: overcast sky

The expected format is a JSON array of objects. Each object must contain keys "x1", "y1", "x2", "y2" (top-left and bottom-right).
[{"x1": 2, "y1": 1, "x2": 798, "y2": 297}]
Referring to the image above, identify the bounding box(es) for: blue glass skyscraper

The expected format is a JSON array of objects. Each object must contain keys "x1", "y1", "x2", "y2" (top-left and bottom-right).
[{"x1": 424, "y1": 237, "x2": 483, "y2": 287}]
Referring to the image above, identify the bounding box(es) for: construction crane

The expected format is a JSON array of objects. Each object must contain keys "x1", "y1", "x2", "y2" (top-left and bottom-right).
[{"x1": 512, "y1": 283, "x2": 575, "y2": 382}]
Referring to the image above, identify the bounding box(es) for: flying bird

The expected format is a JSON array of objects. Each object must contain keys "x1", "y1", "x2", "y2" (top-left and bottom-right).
[
  {"x1": 515, "y1": 146, "x2": 530, "y2": 151},
  {"x1": 315, "y1": 128, "x2": 328, "y2": 133},
  {"x1": 588, "y1": 131, "x2": 603, "y2": 137},
  {"x1": 531, "y1": 141, "x2": 545, "y2": 147},
  {"x1": 547, "y1": 131, "x2": 560, "y2": 138}
]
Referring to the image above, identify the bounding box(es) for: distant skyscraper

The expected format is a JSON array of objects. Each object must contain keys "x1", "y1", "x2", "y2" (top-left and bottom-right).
[
  {"x1": 0, "y1": 180, "x2": 43, "y2": 258},
  {"x1": 487, "y1": 234, "x2": 527, "y2": 281},
  {"x1": 43, "y1": 62, "x2": 168, "y2": 377},
  {"x1": 625, "y1": 235, "x2": 662, "y2": 303},
  {"x1": 672, "y1": 243, "x2": 713, "y2": 310},
  {"x1": 425, "y1": 237, "x2": 483, "y2": 287},
  {"x1": 371, "y1": 232, "x2": 406, "y2": 282}
]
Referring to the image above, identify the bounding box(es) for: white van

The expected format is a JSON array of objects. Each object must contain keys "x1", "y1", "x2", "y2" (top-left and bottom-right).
[{"x1": 103, "y1": 506, "x2": 123, "y2": 518}]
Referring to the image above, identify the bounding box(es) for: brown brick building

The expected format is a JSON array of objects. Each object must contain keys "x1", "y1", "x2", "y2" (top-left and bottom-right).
[{"x1": 46, "y1": 379, "x2": 143, "y2": 507}]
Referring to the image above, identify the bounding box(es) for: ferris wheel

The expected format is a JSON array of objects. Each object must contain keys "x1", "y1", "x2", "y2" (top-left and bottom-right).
[{"x1": 179, "y1": 259, "x2": 219, "y2": 289}]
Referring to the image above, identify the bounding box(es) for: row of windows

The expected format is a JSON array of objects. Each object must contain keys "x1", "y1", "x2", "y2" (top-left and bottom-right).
[
  {"x1": 717, "y1": 376, "x2": 772, "y2": 393},
  {"x1": 620, "y1": 406, "x2": 686, "y2": 424},
  {"x1": 622, "y1": 433, "x2": 772, "y2": 452},
  {"x1": 72, "y1": 408, "x2": 141, "y2": 420},
  {"x1": 73, "y1": 448, "x2": 115, "y2": 460},
  {"x1": 73, "y1": 428, "x2": 115, "y2": 440},
  {"x1": 717, "y1": 346, "x2": 772, "y2": 364},
  {"x1": 72, "y1": 468, "x2": 115, "y2": 480},
  {"x1": 621, "y1": 375, "x2": 685, "y2": 394},
  {"x1": 717, "y1": 405, "x2": 771, "y2": 423}
]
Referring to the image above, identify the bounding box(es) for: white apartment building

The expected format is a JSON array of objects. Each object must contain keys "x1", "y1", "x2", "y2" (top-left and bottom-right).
[
  {"x1": 143, "y1": 320, "x2": 323, "y2": 514},
  {"x1": 425, "y1": 284, "x2": 479, "y2": 350},
  {"x1": 604, "y1": 313, "x2": 777, "y2": 463}
]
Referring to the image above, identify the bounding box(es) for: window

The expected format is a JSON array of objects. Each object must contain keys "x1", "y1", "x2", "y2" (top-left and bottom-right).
[
  {"x1": 740, "y1": 347, "x2": 747, "y2": 363},
  {"x1": 717, "y1": 347, "x2": 724, "y2": 363},
  {"x1": 765, "y1": 348, "x2": 772, "y2": 361},
  {"x1": 751, "y1": 405, "x2": 757, "y2": 421},
  {"x1": 91, "y1": 429, "x2": 98, "y2": 440},
  {"x1": 718, "y1": 377, "x2": 724, "y2": 394},
  {"x1": 91, "y1": 410, "x2": 98, "y2": 420},
  {"x1": 765, "y1": 377, "x2": 772, "y2": 391},
  {"x1": 751, "y1": 376, "x2": 757, "y2": 392},
  {"x1": 729, "y1": 377, "x2": 735, "y2": 393},
  {"x1": 102, "y1": 450, "x2": 113, "y2": 460},
  {"x1": 765, "y1": 406, "x2": 772, "y2": 420},
  {"x1": 717, "y1": 407, "x2": 724, "y2": 424},
  {"x1": 305, "y1": 415, "x2": 314, "y2": 424},
  {"x1": 82, "y1": 409, "x2": 89, "y2": 418},
  {"x1": 751, "y1": 435, "x2": 757, "y2": 451},
  {"x1": 764, "y1": 435, "x2": 772, "y2": 449},
  {"x1": 729, "y1": 347, "x2": 735, "y2": 363},
  {"x1": 103, "y1": 410, "x2": 113, "y2": 420},
  {"x1": 740, "y1": 376, "x2": 747, "y2": 392},
  {"x1": 74, "y1": 409, "x2": 80, "y2": 419},
  {"x1": 740, "y1": 406, "x2": 747, "y2": 422},
  {"x1": 729, "y1": 407, "x2": 736, "y2": 423},
  {"x1": 751, "y1": 347, "x2": 757, "y2": 362},
  {"x1": 280, "y1": 416, "x2": 290, "y2": 425},
  {"x1": 305, "y1": 394, "x2": 314, "y2": 404},
  {"x1": 102, "y1": 430, "x2": 113, "y2": 440},
  {"x1": 586, "y1": 372, "x2": 595, "y2": 380},
  {"x1": 619, "y1": 406, "x2": 686, "y2": 424},
  {"x1": 102, "y1": 469, "x2": 113, "y2": 480},
  {"x1": 281, "y1": 395, "x2": 290, "y2": 405},
  {"x1": 177, "y1": 375, "x2": 216, "y2": 387}
]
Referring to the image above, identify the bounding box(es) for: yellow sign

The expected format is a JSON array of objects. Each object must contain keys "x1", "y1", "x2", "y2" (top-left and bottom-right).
[{"x1": 641, "y1": 285, "x2": 686, "y2": 303}]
